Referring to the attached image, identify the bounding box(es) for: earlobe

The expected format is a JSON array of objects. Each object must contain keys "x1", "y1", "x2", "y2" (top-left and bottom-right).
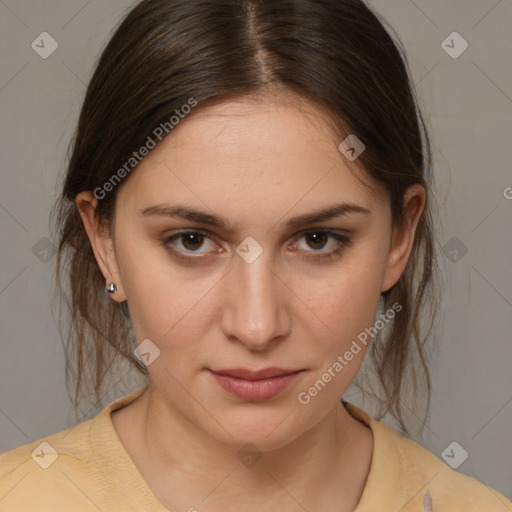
[
  {"x1": 75, "y1": 191, "x2": 127, "y2": 302},
  {"x1": 381, "y1": 184, "x2": 426, "y2": 293}
]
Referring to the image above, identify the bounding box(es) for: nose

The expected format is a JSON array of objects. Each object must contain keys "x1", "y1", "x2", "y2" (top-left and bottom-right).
[{"x1": 221, "y1": 246, "x2": 291, "y2": 351}]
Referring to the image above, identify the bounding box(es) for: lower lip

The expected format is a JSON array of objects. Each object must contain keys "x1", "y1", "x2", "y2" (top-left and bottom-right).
[{"x1": 209, "y1": 370, "x2": 302, "y2": 401}]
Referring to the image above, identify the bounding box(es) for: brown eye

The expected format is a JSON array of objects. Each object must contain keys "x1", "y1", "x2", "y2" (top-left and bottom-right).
[
  {"x1": 180, "y1": 232, "x2": 206, "y2": 251},
  {"x1": 162, "y1": 230, "x2": 218, "y2": 257},
  {"x1": 305, "y1": 232, "x2": 329, "y2": 250},
  {"x1": 292, "y1": 230, "x2": 351, "y2": 260}
]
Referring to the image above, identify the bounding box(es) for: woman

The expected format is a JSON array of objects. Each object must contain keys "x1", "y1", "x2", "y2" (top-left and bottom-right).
[{"x1": 1, "y1": 0, "x2": 510, "y2": 510}]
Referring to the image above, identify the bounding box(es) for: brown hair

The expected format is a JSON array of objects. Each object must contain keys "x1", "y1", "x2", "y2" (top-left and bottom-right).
[{"x1": 51, "y1": 0, "x2": 439, "y2": 434}]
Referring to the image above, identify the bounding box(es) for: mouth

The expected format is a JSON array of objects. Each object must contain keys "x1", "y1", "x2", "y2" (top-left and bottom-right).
[{"x1": 208, "y1": 367, "x2": 304, "y2": 401}]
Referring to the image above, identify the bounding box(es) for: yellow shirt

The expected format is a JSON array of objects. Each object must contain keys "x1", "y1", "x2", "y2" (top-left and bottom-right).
[{"x1": 1, "y1": 385, "x2": 510, "y2": 511}]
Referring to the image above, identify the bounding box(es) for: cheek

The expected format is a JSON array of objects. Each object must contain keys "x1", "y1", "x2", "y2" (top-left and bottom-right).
[
  {"x1": 116, "y1": 235, "x2": 220, "y2": 365},
  {"x1": 113, "y1": 230, "x2": 178, "y2": 339},
  {"x1": 122, "y1": 269, "x2": 205, "y2": 348},
  {"x1": 298, "y1": 283, "x2": 380, "y2": 404},
  {"x1": 315, "y1": 258, "x2": 385, "y2": 337},
  {"x1": 301, "y1": 246, "x2": 386, "y2": 377}
]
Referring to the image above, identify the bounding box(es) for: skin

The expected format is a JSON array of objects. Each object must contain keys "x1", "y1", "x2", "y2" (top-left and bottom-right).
[{"x1": 76, "y1": 92, "x2": 426, "y2": 511}]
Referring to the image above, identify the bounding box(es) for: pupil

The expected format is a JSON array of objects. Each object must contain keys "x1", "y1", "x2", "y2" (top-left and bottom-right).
[
  {"x1": 183, "y1": 233, "x2": 203, "y2": 250},
  {"x1": 308, "y1": 232, "x2": 326, "y2": 250}
]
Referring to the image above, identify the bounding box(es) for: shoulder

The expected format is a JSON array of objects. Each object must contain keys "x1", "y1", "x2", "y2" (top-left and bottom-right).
[
  {"x1": 0, "y1": 415, "x2": 101, "y2": 510},
  {"x1": 0, "y1": 386, "x2": 151, "y2": 511},
  {"x1": 395, "y1": 431, "x2": 511, "y2": 511},
  {"x1": 0, "y1": 413, "x2": 94, "y2": 469},
  {"x1": 344, "y1": 402, "x2": 512, "y2": 512}
]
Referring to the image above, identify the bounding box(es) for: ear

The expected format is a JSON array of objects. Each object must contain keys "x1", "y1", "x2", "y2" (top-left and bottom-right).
[
  {"x1": 75, "y1": 191, "x2": 127, "y2": 302},
  {"x1": 381, "y1": 184, "x2": 426, "y2": 293}
]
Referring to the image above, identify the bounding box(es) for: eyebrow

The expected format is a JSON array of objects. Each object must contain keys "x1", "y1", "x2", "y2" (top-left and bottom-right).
[{"x1": 138, "y1": 202, "x2": 371, "y2": 232}]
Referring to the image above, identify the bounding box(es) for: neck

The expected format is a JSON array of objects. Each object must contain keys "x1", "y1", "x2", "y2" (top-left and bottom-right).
[{"x1": 113, "y1": 383, "x2": 373, "y2": 511}]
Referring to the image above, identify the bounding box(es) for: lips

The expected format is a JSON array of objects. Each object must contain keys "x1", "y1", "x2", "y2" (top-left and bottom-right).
[
  {"x1": 208, "y1": 367, "x2": 303, "y2": 401},
  {"x1": 211, "y1": 367, "x2": 301, "y2": 380}
]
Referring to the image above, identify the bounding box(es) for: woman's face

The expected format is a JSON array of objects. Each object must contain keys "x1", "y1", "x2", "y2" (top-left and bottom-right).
[{"x1": 79, "y1": 94, "x2": 423, "y2": 450}]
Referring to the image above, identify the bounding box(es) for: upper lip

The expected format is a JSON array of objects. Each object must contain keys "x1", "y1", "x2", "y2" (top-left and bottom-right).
[{"x1": 210, "y1": 367, "x2": 303, "y2": 380}]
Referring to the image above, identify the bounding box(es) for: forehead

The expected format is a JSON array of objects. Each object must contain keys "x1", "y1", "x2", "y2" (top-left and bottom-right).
[
  {"x1": 164, "y1": 94, "x2": 341, "y2": 165},
  {"x1": 116, "y1": 94, "x2": 387, "y2": 216}
]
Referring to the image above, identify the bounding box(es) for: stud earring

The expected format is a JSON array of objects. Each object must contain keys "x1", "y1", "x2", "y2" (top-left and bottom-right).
[{"x1": 106, "y1": 282, "x2": 117, "y2": 294}]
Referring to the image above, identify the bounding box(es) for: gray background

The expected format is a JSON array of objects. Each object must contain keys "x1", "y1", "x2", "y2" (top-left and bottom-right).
[{"x1": 1, "y1": 0, "x2": 511, "y2": 501}]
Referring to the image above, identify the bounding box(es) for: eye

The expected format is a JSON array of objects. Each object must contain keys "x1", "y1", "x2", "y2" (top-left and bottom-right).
[
  {"x1": 162, "y1": 230, "x2": 219, "y2": 258},
  {"x1": 161, "y1": 229, "x2": 351, "y2": 262},
  {"x1": 291, "y1": 230, "x2": 350, "y2": 260}
]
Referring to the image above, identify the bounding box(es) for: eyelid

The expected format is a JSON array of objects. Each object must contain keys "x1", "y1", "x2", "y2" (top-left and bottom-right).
[
  {"x1": 162, "y1": 228, "x2": 219, "y2": 258},
  {"x1": 290, "y1": 229, "x2": 351, "y2": 259},
  {"x1": 161, "y1": 228, "x2": 351, "y2": 260}
]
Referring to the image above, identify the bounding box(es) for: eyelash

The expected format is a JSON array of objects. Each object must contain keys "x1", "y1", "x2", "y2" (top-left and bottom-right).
[{"x1": 160, "y1": 229, "x2": 351, "y2": 262}]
